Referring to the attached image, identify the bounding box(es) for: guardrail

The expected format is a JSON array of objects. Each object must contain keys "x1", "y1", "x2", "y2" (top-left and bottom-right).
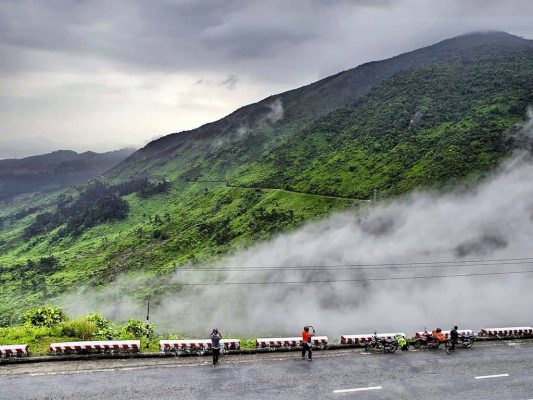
[
  {"x1": 340, "y1": 333, "x2": 406, "y2": 345},
  {"x1": 3, "y1": 324, "x2": 533, "y2": 360},
  {"x1": 256, "y1": 336, "x2": 329, "y2": 350},
  {"x1": 49, "y1": 340, "x2": 140, "y2": 354},
  {"x1": 159, "y1": 339, "x2": 240, "y2": 355},
  {"x1": 479, "y1": 326, "x2": 533, "y2": 338},
  {"x1": 0, "y1": 345, "x2": 29, "y2": 358}
]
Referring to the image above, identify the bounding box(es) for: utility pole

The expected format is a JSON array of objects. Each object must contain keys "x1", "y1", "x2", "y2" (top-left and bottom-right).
[{"x1": 145, "y1": 301, "x2": 150, "y2": 350}]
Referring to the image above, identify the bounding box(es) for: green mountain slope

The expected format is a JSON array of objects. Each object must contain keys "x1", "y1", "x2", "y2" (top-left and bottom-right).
[
  {"x1": 235, "y1": 58, "x2": 533, "y2": 197},
  {"x1": 1, "y1": 31, "x2": 532, "y2": 325}
]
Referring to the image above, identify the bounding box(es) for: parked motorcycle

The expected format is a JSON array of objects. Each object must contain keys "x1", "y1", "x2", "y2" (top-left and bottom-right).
[
  {"x1": 413, "y1": 328, "x2": 441, "y2": 349},
  {"x1": 364, "y1": 332, "x2": 398, "y2": 353},
  {"x1": 445, "y1": 332, "x2": 475, "y2": 349}
]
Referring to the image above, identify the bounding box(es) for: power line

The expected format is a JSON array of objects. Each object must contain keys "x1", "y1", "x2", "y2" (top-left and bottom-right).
[
  {"x1": 126, "y1": 269, "x2": 533, "y2": 286},
  {"x1": 174, "y1": 257, "x2": 533, "y2": 272}
]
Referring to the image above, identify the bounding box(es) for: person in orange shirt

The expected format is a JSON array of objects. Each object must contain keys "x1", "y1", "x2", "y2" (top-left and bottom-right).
[
  {"x1": 432, "y1": 328, "x2": 446, "y2": 343},
  {"x1": 302, "y1": 325, "x2": 315, "y2": 361}
]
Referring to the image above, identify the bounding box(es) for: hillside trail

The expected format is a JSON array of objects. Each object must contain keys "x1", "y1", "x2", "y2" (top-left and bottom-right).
[{"x1": 185, "y1": 180, "x2": 371, "y2": 203}]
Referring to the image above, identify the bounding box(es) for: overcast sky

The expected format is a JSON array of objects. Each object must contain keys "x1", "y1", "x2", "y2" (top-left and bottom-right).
[{"x1": 1, "y1": 0, "x2": 533, "y2": 157}]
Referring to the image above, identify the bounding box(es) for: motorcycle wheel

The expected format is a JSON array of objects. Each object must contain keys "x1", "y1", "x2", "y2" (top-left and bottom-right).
[
  {"x1": 463, "y1": 338, "x2": 474, "y2": 348},
  {"x1": 364, "y1": 344, "x2": 370, "y2": 352},
  {"x1": 414, "y1": 340, "x2": 422, "y2": 349},
  {"x1": 387, "y1": 343, "x2": 398, "y2": 353},
  {"x1": 444, "y1": 339, "x2": 452, "y2": 349}
]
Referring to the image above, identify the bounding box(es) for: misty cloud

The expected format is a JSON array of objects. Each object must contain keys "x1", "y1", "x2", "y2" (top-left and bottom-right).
[
  {"x1": 265, "y1": 98, "x2": 284, "y2": 124},
  {"x1": 219, "y1": 74, "x2": 239, "y2": 90},
  {"x1": 209, "y1": 98, "x2": 283, "y2": 150}
]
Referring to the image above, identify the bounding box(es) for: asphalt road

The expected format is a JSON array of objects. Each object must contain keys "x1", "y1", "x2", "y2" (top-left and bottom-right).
[{"x1": 1, "y1": 341, "x2": 532, "y2": 400}]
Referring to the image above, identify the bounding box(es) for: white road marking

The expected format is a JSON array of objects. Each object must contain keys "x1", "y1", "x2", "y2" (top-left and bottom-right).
[
  {"x1": 30, "y1": 369, "x2": 117, "y2": 376},
  {"x1": 333, "y1": 386, "x2": 382, "y2": 394},
  {"x1": 474, "y1": 374, "x2": 509, "y2": 380}
]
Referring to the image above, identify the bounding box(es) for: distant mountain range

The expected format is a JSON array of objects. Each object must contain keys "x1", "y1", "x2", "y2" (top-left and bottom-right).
[{"x1": 0, "y1": 148, "x2": 135, "y2": 200}]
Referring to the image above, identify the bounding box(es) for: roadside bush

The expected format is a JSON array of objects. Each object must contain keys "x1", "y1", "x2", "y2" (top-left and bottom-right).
[
  {"x1": 23, "y1": 306, "x2": 65, "y2": 327},
  {"x1": 120, "y1": 319, "x2": 153, "y2": 339},
  {"x1": 0, "y1": 325, "x2": 61, "y2": 344},
  {"x1": 60, "y1": 318, "x2": 97, "y2": 340},
  {"x1": 84, "y1": 313, "x2": 120, "y2": 339},
  {"x1": 84, "y1": 313, "x2": 109, "y2": 330}
]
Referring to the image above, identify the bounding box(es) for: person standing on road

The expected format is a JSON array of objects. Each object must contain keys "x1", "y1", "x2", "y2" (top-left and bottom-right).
[
  {"x1": 448, "y1": 326, "x2": 459, "y2": 354},
  {"x1": 301, "y1": 325, "x2": 315, "y2": 362},
  {"x1": 210, "y1": 328, "x2": 223, "y2": 365}
]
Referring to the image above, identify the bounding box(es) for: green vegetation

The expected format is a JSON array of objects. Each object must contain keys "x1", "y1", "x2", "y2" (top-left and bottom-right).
[
  {"x1": 1, "y1": 32, "x2": 533, "y2": 327},
  {"x1": 235, "y1": 62, "x2": 533, "y2": 198},
  {"x1": 0, "y1": 307, "x2": 255, "y2": 355},
  {"x1": 23, "y1": 305, "x2": 65, "y2": 327}
]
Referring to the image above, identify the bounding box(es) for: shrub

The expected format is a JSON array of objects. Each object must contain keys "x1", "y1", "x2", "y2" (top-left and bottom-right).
[
  {"x1": 83, "y1": 313, "x2": 119, "y2": 339},
  {"x1": 120, "y1": 319, "x2": 153, "y2": 339},
  {"x1": 23, "y1": 306, "x2": 65, "y2": 327},
  {"x1": 61, "y1": 318, "x2": 97, "y2": 340},
  {"x1": 84, "y1": 313, "x2": 109, "y2": 330}
]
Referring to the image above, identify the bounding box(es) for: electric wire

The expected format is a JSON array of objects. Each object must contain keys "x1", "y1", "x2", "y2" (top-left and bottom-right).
[
  {"x1": 147, "y1": 269, "x2": 533, "y2": 286},
  {"x1": 174, "y1": 257, "x2": 533, "y2": 272},
  {"x1": 100, "y1": 256, "x2": 533, "y2": 287}
]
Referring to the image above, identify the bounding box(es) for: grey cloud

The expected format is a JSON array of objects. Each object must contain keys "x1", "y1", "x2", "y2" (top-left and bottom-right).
[
  {"x1": 0, "y1": 0, "x2": 396, "y2": 74},
  {"x1": 1, "y1": 0, "x2": 532, "y2": 78},
  {"x1": 219, "y1": 74, "x2": 239, "y2": 90},
  {"x1": 200, "y1": 24, "x2": 315, "y2": 59}
]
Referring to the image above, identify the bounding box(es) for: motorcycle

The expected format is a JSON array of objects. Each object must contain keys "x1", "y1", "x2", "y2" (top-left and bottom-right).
[
  {"x1": 413, "y1": 328, "x2": 441, "y2": 349},
  {"x1": 445, "y1": 332, "x2": 475, "y2": 349},
  {"x1": 364, "y1": 332, "x2": 398, "y2": 353}
]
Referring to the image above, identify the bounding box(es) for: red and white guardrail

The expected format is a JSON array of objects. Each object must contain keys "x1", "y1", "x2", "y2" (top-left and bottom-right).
[
  {"x1": 340, "y1": 333, "x2": 406, "y2": 345},
  {"x1": 0, "y1": 344, "x2": 29, "y2": 357},
  {"x1": 4, "y1": 324, "x2": 533, "y2": 359},
  {"x1": 479, "y1": 326, "x2": 533, "y2": 337},
  {"x1": 49, "y1": 340, "x2": 140, "y2": 354},
  {"x1": 159, "y1": 339, "x2": 240, "y2": 354},
  {"x1": 256, "y1": 336, "x2": 329, "y2": 349}
]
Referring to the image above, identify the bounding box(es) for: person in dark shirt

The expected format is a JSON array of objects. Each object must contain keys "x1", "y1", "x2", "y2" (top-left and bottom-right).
[
  {"x1": 449, "y1": 326, "x2": 459, "y2": 353},
  {"x1": 210, "y1": 328, "x2": 223, "y2": 365}
]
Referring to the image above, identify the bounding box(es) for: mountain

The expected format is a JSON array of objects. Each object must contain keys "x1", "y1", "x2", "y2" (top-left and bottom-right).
[
  {"x1": 1, "y1": 31, "x2": 532, "y2": 324},
  {"x1": 109, "y1": 31, "x2": 532, "y2": 186},
  {"x1": 0, "y1": 148, "x2": 136, "y2": 201}
]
